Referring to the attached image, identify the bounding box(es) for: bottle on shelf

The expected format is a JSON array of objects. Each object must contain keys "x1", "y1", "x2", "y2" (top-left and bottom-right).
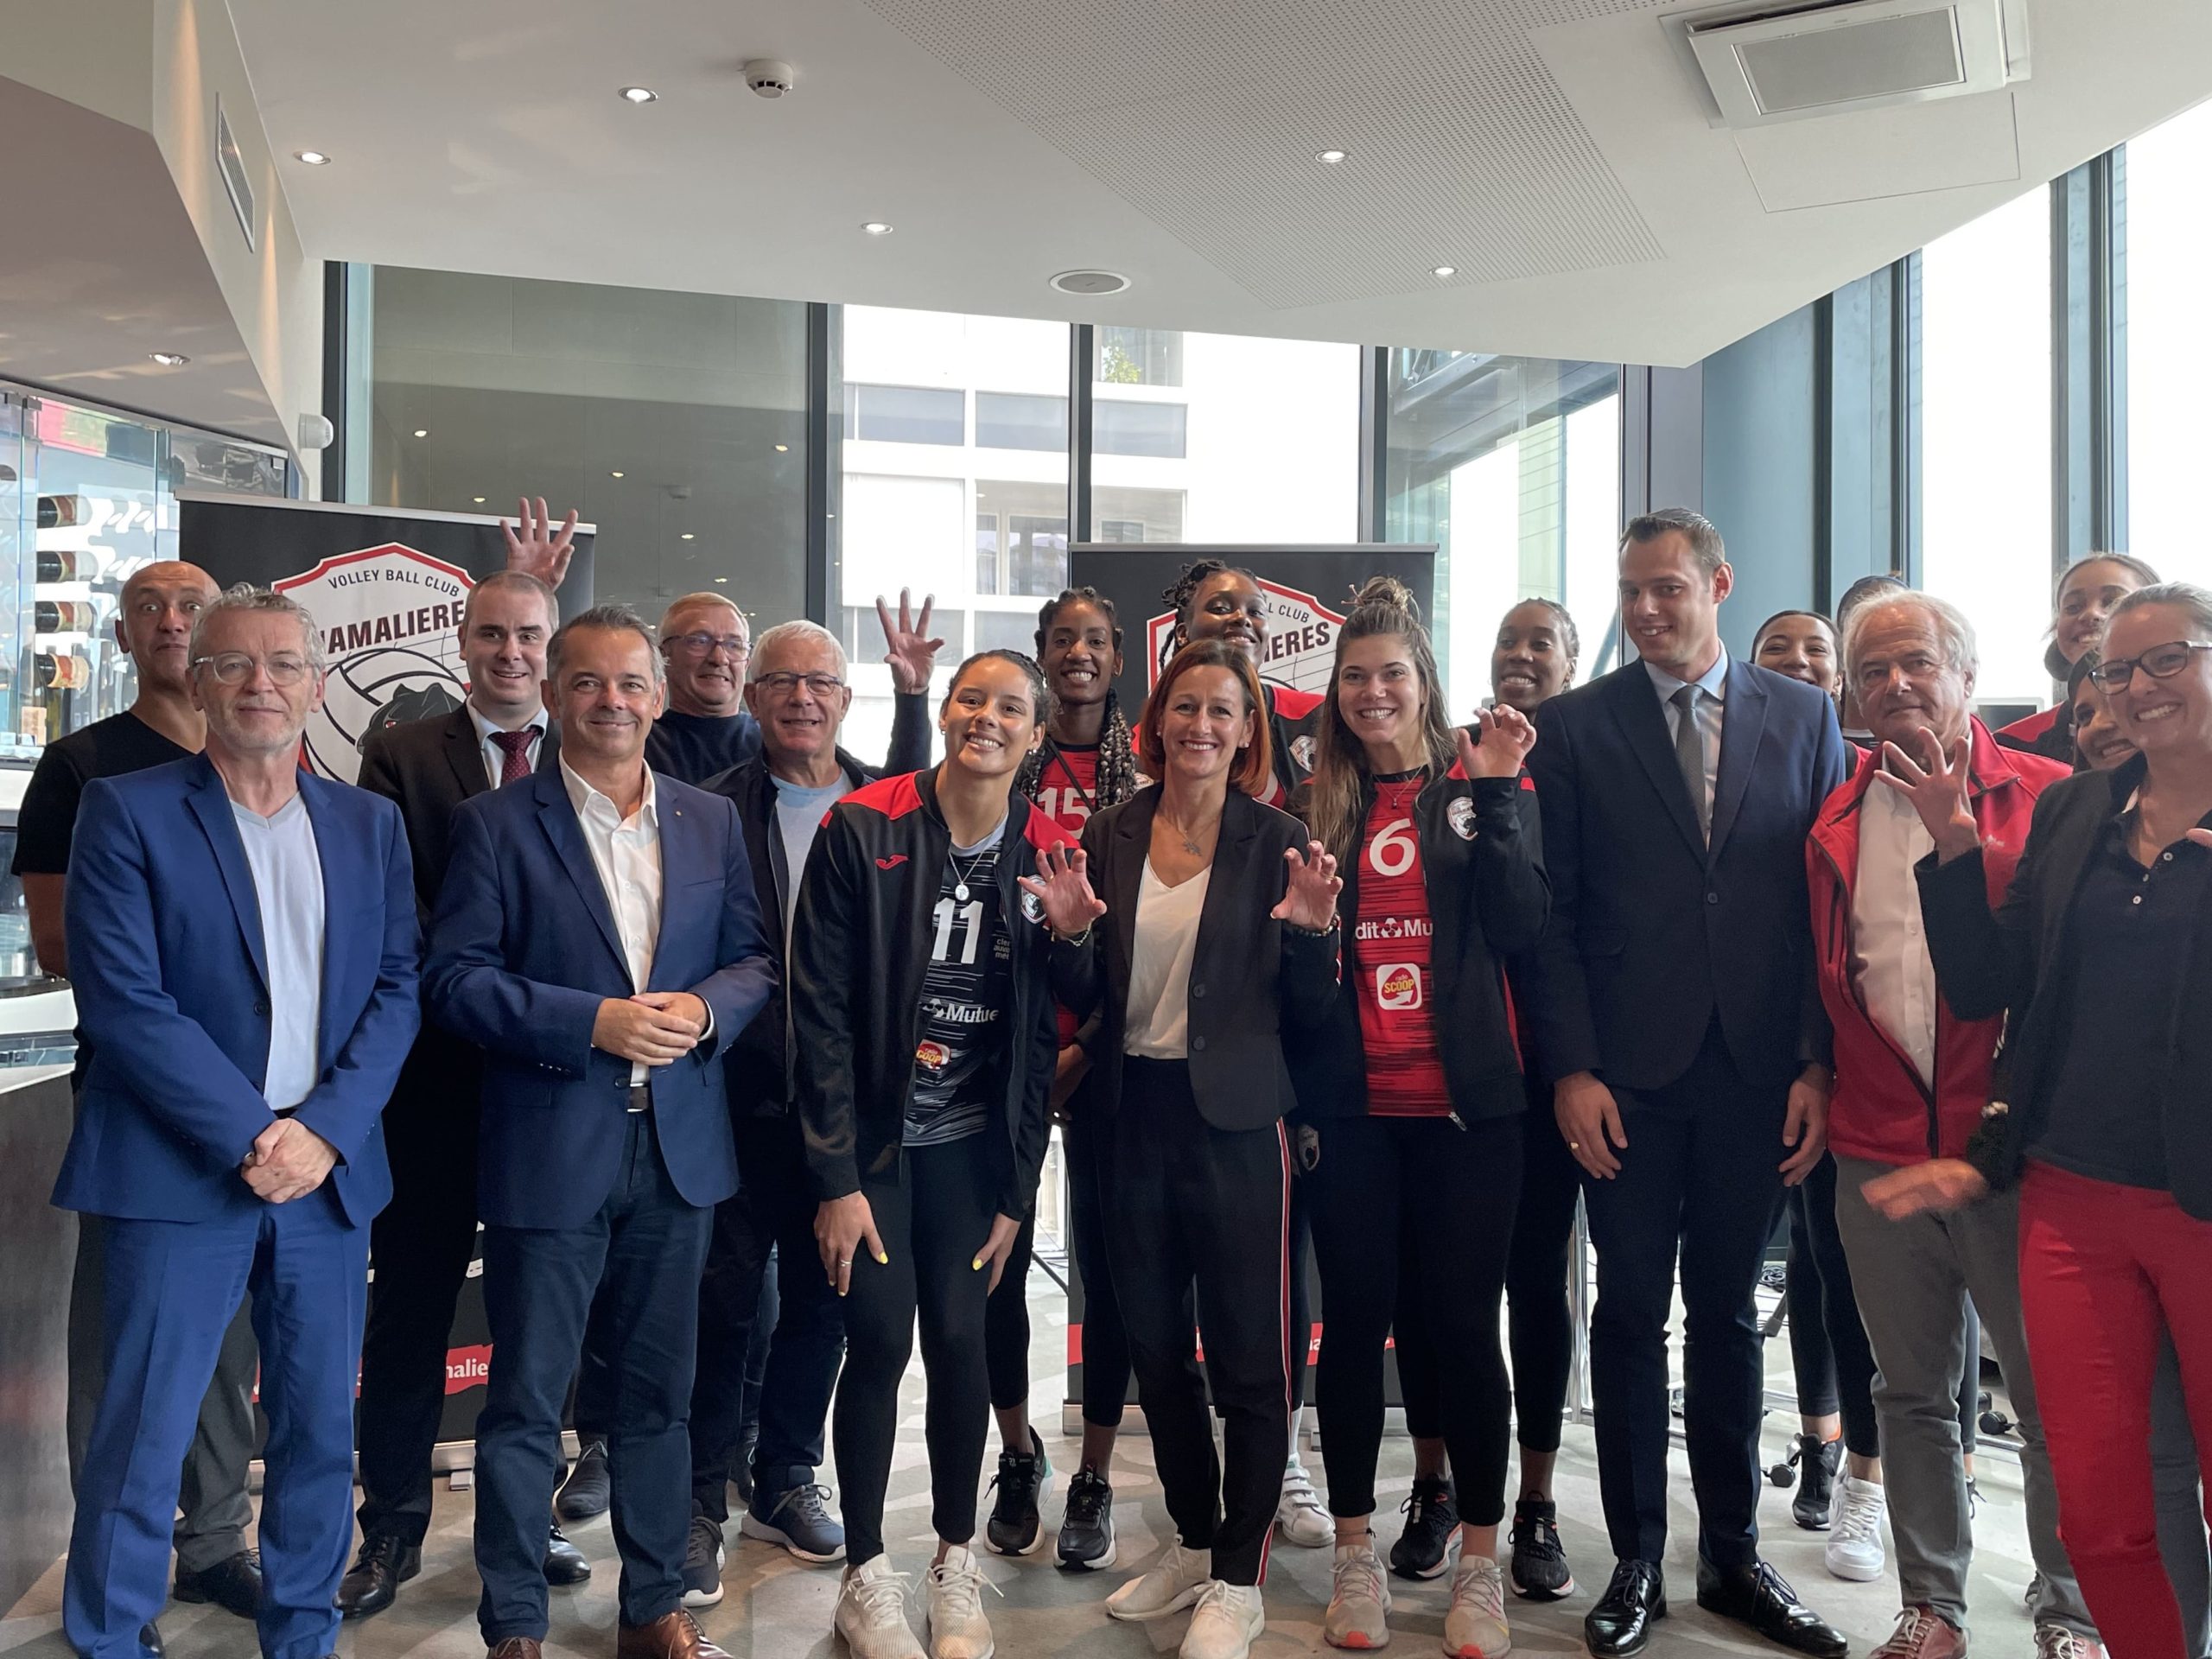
[
  {"x1": 35, "y1": 652, "x2": 90, "y2": 691},
  {"x1": 35, "y1": 495, "x2": 86, "y2": 530},
  {"x1": 35, "y1": 599, "x2": 99, "y2": 633}
]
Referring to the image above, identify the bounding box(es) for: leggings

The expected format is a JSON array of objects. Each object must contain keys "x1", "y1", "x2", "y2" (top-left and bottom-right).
[
  {"x1": 1109, "y1": 1058, "x2": 1291, "y2": 1586},
  {"x1": 1783, "y1": 1155, "x2": 1882, "y2": 1458},
  {"x1": 983, "y1": 1210, "x2": 1036, "y2": 1414},
  {"x1": 833, "y1": 1140, "x2": 999, "y2": 1567},
  {"x1": 1311, "y1": 1112, "x2": 1522, "y2": 1524}
]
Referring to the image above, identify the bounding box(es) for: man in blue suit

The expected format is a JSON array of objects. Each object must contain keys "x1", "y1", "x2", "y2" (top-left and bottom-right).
[
  {"x1": 427, "y1": 603, "x2": 774, "y2": 1659},
  {"x1": 1525, "y1": 511, "x2": 1849, "y2": 1659},
  {"x1": 56, "y1": 585, "x2": 420, "y2": 1659}
]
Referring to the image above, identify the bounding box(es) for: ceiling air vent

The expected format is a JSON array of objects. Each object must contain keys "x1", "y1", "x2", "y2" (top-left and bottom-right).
[
  {"x1": 1050, "y1": 270, "x2": 1130, "y2": 296},
  {"x1": 1684, "y1": 0, "x2": 2024, "y2": 128}
]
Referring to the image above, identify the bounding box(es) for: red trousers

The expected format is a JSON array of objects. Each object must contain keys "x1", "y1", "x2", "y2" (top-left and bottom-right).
[{"x1": 2019, "y1": 1162, "x2": 2212, "y2": 1659}]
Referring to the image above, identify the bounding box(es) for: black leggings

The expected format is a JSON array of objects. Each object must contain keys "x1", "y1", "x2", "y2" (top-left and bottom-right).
[
  {"x1": 1109, "y1": 1058, "x2": 1291, "y2": 1586},
  {"x1": 983, "y1": 1209, "x2": 1035, "y2": 1414},
  {"x1": 1311, "y1": 1112, "x2": 1522, "y2": 1524},
  {"x1": 833, "y1": 1141, "x2": 998, "y2": 1566},
  {"x1": 1783, "y1": 1154, "x2": 1880, "y2": 1457}
]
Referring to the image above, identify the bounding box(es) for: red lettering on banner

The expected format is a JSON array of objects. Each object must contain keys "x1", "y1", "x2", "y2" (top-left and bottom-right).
[{"x1": 446, "y1": 1344, "x2": 493, "y2": 1394}]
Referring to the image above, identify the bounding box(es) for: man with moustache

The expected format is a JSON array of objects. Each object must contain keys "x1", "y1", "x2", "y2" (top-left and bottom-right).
[
  {"x1": 57, "y1": 585, "x2": 419, "y2": 1659},
  {"x1": 428, "y1": 606, "x2": 773, "y2": 1659},
  {"x1": 14, "y1": 560, "x2": 272, "y2": 1643},
  {"x1": 645, "y1": 593, "x2": 760, "y2": 784}
]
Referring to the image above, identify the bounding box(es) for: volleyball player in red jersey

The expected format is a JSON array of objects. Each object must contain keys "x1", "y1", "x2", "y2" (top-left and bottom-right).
[{"x1": 1289, "y1": 577, "x2": 1549, "y2": 1656}]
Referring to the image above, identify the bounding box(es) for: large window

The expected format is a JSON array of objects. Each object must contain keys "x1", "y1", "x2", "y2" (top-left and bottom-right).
[
  {"x1": 1383, "y1": 353, "x2": 1619, "y2": 709},
  {"x1": 1918, "y1": 190, "x2": 2055, "y2": 704},
  {"x1": 2120, "y1": 99, "x2": 2212, "y2": 588}
]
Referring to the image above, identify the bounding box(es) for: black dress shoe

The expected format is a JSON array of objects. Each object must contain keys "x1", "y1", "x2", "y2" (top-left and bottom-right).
[
  {"x1": 140, "y1": 1624, "x2": 163, "y2": 1656},
  {"x1": 1586, "y1": 1559, "x2": 1668, "y2": 1657},
  {"x1": 174, "y1": 1548, "x2": 264, "y2": 1618},
  {"x1": 336, "y1": 1534, "x2": 421, "y2": 1618},
  {"x1": 556, "y1": 1438, "x2": 611, "y2": 1522},
  {"x1": 733, "y1": 1425, "x2": 758, "y2": 1508},
  {"x1": 543, "y1": 1522, "x2": 592, "y2": 1586},
  {"x1": 1695, "y1": 1558, "x2": 1850, "y2": 1657}
]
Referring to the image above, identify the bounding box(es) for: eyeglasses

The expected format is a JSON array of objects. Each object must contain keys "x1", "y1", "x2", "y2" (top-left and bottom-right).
[
  {"x1": 753, "y1": 671, "x2": 845, "y2": 697},
  {"x1": 192, "y1": 652, "x2": 311, "y2": 686},
  {"x1": 665, "y1": 632, "x2": 749, "y2": 658},
  {"x1": 2088, "y1": 640, "x2": 2212, "y2": 693}
]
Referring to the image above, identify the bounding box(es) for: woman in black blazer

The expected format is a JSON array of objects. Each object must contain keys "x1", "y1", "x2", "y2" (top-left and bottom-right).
[
  {"x1": 1866, "y1": 582, "x2": 2212, "y2": 1659},
  {"x1": 1022, "y1": 637, "x2": 1340, "y2": 1659}
]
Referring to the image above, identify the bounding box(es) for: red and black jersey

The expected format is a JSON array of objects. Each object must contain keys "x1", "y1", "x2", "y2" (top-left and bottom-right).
[
  {"x1": 1033, "y1": 743, "x2": 1102, "y2": 836},
  {"x1": 1350, "y1": 775, "x2": 1452, "y2": 1116},
  {"x1": 1259, "y1": 683, "x2": 1325, "y2": 809}
]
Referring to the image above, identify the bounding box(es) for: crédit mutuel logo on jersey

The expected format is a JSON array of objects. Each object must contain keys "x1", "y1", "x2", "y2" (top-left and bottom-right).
[{"x1": 1143, "y1": 577, "x2": 1345, "y2": 699}]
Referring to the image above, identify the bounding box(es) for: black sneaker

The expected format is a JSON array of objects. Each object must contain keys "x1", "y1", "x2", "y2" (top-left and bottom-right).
[
  {"x1": 1789, "y1": 1434, "x2": 1842, "y2": 1529},
  {"x1": 985, "y1": 1427, "x2": 1054, "y2": 1555},
  {"x1": 1055, "y1": 1468, "x2": 1116, "y2": 1571},
  {"x1": 1389, "y1": 1474, "x2": 1460, "y2": 1580},
  {"x1": 1510, "y1": 1496, "x2": 1575, "y2": 1600},
  {"x1": 733, "y1": 1423, "x2": 759, "y2": 1508},
  {"x1": 556, "y1": 1437, "x2": 611, "y2": 1522},
  {"x1": 680, "y1": 1514, "x2": 724, "y2": 1608}
]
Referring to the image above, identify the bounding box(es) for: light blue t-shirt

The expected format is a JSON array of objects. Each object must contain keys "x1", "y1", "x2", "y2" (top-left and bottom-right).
[
  {"x1": 772, "y1": 775, "x2": 848, "y2": 936},
  {"x1": 231, "y1": 792, "x2": 325, "y2": 1113}
]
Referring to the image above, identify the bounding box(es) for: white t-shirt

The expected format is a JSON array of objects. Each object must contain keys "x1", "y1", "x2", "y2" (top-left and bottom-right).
[{"x1": 1123, "y1": 859, "x2": 1210, "y2": 1060}]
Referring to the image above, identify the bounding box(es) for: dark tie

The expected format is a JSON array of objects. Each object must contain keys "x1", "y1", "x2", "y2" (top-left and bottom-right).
[
  {"x1": 1671, "y1": 685, "x2": 1709, "y2": 842},
  {"x1": 491, "y1": 727, "x2": 537, "y2": 786}
]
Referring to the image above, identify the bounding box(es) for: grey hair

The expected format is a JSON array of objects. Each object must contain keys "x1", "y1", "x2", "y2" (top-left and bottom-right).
[
  {"x1": 2108, "y1": 581, "x2": 2212, "y2": 642},
  {"x1": 1841, "y1": 589, "x2": 1980, "y2": 686},
  {"x1": 548, "y1": 603, "x2": 664, "y2": 688},
  {"x1": 189, "y1": 582, "x2": 325, "y2": 675},
  {"x1": 1621, "y1": 507, "x2": 1726, "y2": 577},
  {"x1": 747, "y1": 619, "x2": 847, "y2": 682}
]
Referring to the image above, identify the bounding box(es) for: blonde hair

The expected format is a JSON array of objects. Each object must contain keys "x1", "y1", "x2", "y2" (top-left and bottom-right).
[{"x1": 1305, "y1": 575, "x2": 1456, "y2": 865}]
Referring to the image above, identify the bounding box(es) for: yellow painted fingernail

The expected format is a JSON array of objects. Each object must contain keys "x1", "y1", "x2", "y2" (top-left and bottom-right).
[
  {"x1": 971, "y1": 1258, "x2": 983, "y2": 1270},
  {"x1": 875, "y1": 1251, "x2": 889, "y2": 1264}
]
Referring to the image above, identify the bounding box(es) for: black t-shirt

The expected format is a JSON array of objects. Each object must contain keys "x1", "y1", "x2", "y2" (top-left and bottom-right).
[
  {"x1": 904, "y1": 830, "x2": 1012, "y2": 1148},
  {"x1": 645, "y1": 709, "x2": 761, "y2": 786},
  {"x1": 13, "y1": 711, "x2": 194, "y2": 877}
]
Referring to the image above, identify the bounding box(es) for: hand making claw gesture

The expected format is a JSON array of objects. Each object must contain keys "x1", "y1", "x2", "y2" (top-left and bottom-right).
[
  {"x1": 1871, "y1": 726, "x2": 1981, "y2": 861},
  {"x1": 1017, "y1": 842, "x2": 1107, "y2": 939},
  {"x1": 499, "y1": 497, "x2": 579, "y2": 589},
  {"x1": 1272, "y1": 840, "x2": 1342, "y2": 931},
  {"x1": 876, "y1": 588, "x2": 948, "y2": 695},
  {"x1": 1458, "y1": 704, "x2": 1537, "y2": 779}
]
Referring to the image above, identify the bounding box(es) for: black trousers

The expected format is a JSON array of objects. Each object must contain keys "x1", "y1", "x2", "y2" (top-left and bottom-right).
[
  {"x1": 1782, "y1": 1154, "x2": 1880, "y2": 1458},
  {"x1": 1581, "y1": 1018, "x2": 1785, "y2": 1570},
  {"x1": 1063, "y1": 1105, "x2": 1134, "y2": 1429},
  {"x1": 1109, "y1": 1058, "x2": 1291, "y2": 1586},
  {"x1": 1311, "y1": 1113, "x2": 1522, "y2": 1524},
  {"x1": 354, "y1": 1088, "x2": 482, "y2": 1547},
  {"x1": 983, "y1": 1208, "x2": 1036, "y2": 1414},
  {"x1": 834, "y1": 1140, "x2": 998, "y2": 1567}
]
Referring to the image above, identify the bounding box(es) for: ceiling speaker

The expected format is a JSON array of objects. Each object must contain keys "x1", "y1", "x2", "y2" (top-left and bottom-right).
[{"x1": 1050, "y1": 270, "x2": 1131, "y2": 296}]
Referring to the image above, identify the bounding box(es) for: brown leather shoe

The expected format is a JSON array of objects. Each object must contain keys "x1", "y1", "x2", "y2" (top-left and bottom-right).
[
  {"x1": 615, "y1": 1611, "x2": 729, "y2": 1659},
  {"x1": 486, "y1": 1640, "x2": 542, "y2": 1659}
]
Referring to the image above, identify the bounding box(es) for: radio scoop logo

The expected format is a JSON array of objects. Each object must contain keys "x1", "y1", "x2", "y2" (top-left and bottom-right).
[
  {"x1": 1144, "y1": 576, "x2": 1344, "y2": 698},
  {"x1": 275, "y1": 543, "x2": 474, "y2": 783}
]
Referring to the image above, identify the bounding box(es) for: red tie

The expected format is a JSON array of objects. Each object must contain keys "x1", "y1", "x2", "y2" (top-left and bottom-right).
[{"x1": 491, "y1": 728, "x2": 537, "y2": 785}]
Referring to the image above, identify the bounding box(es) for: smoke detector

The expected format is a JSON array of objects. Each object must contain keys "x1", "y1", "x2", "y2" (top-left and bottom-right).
[
  {"x1": 1050, "y1": 270, "x2": 1131, "y2": 296},
  {"x1": 744, "y1": 60, "x2": 795, "y2": 99}
]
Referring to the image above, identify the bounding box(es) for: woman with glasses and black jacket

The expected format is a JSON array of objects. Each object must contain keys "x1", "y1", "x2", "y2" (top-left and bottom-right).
[{"x1": 1022, "y1": 636, "x2": 1341, "y2": 1659}]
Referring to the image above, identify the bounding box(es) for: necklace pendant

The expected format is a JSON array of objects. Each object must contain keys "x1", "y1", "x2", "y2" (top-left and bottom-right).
[{"x1": 954, "y1": 881, "x2": 970, "y2": 902}]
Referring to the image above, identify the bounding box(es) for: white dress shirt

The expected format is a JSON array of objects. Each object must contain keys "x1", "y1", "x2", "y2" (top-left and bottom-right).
[
  {"x1": 1643, "y1": 649, "x2": 1730, "y2": 823},
  {"x1": 1852, "y1": 779, "x2": 1940, "y2": 1086},
  {"x1": 1124, "y1": 860, "x2": 1210, "y2": 1059},
  {"x1": 231, "y1": 791, "x2": 325, "y2": 1113},
  {"x1": 470, "y1": 702, "x2": 544, "y2": 790},
  {"x1": 561, "y1": 759, "x2": 664, "y2": 1088}
]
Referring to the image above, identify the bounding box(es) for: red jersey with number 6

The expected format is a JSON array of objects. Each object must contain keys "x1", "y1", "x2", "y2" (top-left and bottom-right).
[{"x1": 1351, "y1": 775, "x2": 1452, "y2": 1116}]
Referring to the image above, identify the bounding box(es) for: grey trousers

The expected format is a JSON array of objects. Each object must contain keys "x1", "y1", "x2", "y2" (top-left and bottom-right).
[
  {"x1": 67, "y1": 1211, "x2": 259, "y2": 1574},
  {"x1": 2151, "y1": 1337, "x2": 2212, "y2": 1659},
  {"x1": 1834, "y1": 1157, "x2": 2094, "y2": 1634}
]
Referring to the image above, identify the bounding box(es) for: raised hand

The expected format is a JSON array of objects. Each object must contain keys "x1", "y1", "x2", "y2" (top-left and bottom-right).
[
  {"x1": 1016, "y1": 842, "x2": 1106, "y2": 938},
  {"x1": 500, "y1": 497, "x2": 579, "y2": 589},
  {"x1": 876, "y1": 588, "x2": 947, "y2": 694},
  {"x1": 1458, "y1": 705, "x2": 1536, "y2": 779},
  {"x1": 1870, "y1": 728, "x2": 1980, "y2": 861},
  {"x1": 1271, "y1": 840, "x2": 1342, "y2": 931}
]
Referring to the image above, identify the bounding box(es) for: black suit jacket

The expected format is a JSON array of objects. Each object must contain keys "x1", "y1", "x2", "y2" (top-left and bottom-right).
[
  {"x1": 1053, "y1": 787, "x2": 1340, "y2": 1133},
  {"x1": 1524, "y1": 658, "x2": 1847, "y2": 1093}
]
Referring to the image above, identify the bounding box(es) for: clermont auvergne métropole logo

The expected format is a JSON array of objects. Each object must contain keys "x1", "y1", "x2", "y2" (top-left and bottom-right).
[
  {"x1": 275, "y1": 543, "x2": 474, "y2": 783},
  {"x1": 1142, "y1": 576, "x2": 1346, "y2": 700}
]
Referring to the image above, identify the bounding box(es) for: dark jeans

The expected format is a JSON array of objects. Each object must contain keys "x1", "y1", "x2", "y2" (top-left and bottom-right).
[
  {"x1": 1782, "y1": 1154, "x2": 1880, "y2": 1458},
  {"x1": 1582, "y1": 1020, "x2": 1784, "y2": 1569},
  {"x1": 475, "y1": 1113, "x2": 710, "y2": 1641}
]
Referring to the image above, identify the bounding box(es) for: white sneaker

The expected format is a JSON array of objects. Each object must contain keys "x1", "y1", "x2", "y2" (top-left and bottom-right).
[
  {"x1": 1826, "y1": 1473, "x2": 1888, "y2": 1583},
  {"x1": 1106, "y1": 1539, "x2": 1213, "y2": 1621},
  {"x1": 1277, "y1": 1457, "x2": 1333, "y2": 1548},
  {"x1": 1182, "y1": 1580, "x2": 1266, "y2": 1659},
  {"x1": 1445, "y1": 1554, "x2": 1512, "y2": 1658},
  {"x1": 835, "y1": 1555, "x2": 926, "y2": 1659},
  {"x1": 924, "y1": 1545, "x2": 1000, "y2": 1659},
  {"x1": 1325, "y1": 1541, "x2": 1393, "y2": 1649}
]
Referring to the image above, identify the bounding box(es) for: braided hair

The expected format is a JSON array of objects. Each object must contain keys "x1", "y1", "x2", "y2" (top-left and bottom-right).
[
  {"x1": 1016, "y1": 587, "x2": 1139, "y2": 810},
  {"x1": 1163, "y1": 557, "x2": 1261, "y2": 645}
]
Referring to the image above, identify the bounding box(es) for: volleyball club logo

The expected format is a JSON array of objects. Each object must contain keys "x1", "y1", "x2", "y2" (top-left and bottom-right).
[
  {"x1": 274, "y1": 543, "x2": 474, "y2": 783},
  {"x1": 1143, "y1": 577, "x2": 1345, "y2": 699}
]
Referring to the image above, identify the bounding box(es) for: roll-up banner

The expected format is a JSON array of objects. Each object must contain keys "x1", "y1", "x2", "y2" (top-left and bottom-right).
[
  {"x1": 177, "y1": 496, "x2": 596, "y2": 786},
  {"x1": 1058, "y1": 542, "x2": 1436, "y2": 1427}
]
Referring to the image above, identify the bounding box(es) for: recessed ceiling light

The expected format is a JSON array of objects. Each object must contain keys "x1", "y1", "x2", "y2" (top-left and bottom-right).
[
  {"x1": 413, "y1": 428, "x2": 429, "y2": 438},
  {"x1": 681, "y1": 532, "x2": 696, "y2": 541},
  {"x1": 773, "y1": 443, "x2": 788, "y2": 453},
  {"x1": 1433, "y1": 265, "x2": 1457, "y2": 278},
  {"x1": 148, "y1": 351, "x2": 189, "y2": 366},
  {"x1": 714, "y1": 575, "x2": 728, "y2": 584},
  {"x1": 861, "y1": 221, "x2": 893, "y2": 236},
  {"x1": 1318, "y1": 149, "x2": 1348, "y2": 164},
  {"x1": 473, "y1": 495, "x2": 486, "y2": 504},
  {"x1": 295, "y1": 149, "x2": 331, "y2": 166},
  {"x1": 610, "y1": 470, "x2": 625, "y2": 478},
  {"x1": 619, "y1": 86, "x2": 658, "y2": 104}
]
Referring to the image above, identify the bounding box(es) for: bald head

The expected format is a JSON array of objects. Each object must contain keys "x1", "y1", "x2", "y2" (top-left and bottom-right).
[
  {"x1": 118, "y1": 561, "x2": 219, "y2": 696},
  {"x1": 658, "y1": 593, "x2": 749, "y2": 717}
]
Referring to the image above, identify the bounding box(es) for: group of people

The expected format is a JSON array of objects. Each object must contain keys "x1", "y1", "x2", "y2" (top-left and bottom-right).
[{"x1": 26, "y1": 497, "x2": 2212, "y2": 1659}]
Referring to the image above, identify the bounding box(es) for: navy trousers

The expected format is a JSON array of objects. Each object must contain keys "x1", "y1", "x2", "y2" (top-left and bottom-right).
[{"x1": 65, "y1": 1187, "x2": 366, "y2": 1659}]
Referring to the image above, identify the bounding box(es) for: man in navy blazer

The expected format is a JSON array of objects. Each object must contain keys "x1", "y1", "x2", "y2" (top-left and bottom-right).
[
  {"x1": 427, "y1": 604, "x2": 773, "y2": 1659},
  {"x1": 55, "y1": 586, "x2": 420, "y2": 1659},
  {"x1": 1525, "y1": 511, "x2": 1848, "y2": 1659}
]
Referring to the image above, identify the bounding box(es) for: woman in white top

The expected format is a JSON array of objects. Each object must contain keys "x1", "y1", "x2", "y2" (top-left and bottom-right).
[{"x1": 1024, "y1": 638, "x2": 1340, "y2": 1659}]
